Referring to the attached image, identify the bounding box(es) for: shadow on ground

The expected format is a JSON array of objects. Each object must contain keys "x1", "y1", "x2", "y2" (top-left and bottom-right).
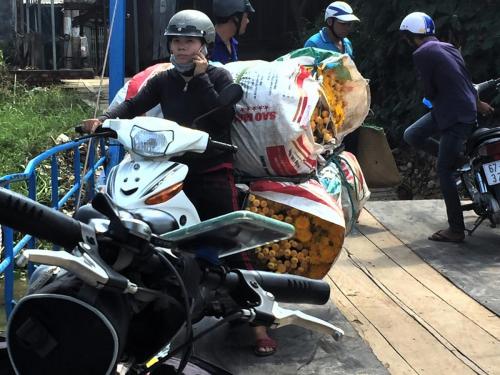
[{"x1": 191, "y1": 303, "x2": 389, "y2": 375}]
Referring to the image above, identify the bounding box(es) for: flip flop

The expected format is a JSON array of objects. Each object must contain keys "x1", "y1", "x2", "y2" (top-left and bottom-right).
[
  {"x1": 428, "y1": 229, "x2": 464, "y2": 243},
  {"x1": 254, "y1": 337, "x2": 277, "y2": 357}
]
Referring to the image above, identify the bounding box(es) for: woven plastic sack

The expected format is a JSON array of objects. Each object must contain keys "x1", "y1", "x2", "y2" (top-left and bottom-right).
[
  {"x1": 278, "y1": 48, "x2": 370, "y2": 142},
  {"x1": 224, "y1": 60, "x2": 322, "y2": 177},
  {"x1": 319, "y1": 151, "x2": 370, "y2": 234},
  {"x1": 246, "y1": 179, "x2": 345, "y2": 279}
]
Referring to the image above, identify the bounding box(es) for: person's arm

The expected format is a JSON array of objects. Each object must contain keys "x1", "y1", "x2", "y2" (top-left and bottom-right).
[
  {"x1": 98, "y1": 74, "x2": 163, "y2": 122},
  {"x1": 304, "y1": 37, "x2": 317, "y2": 48},
  {"x1": 473, "y1": 81, "x2": 495, "y2": 115},
  {"x1": 189, "y1": 67, "x2": 235, "y2": 134},
  {"x1": 413, "y1": 49, "x2": 437, "y2": 101},
  {"x1": 344, "y1": 38, "x2": 354, "y2": 60}
]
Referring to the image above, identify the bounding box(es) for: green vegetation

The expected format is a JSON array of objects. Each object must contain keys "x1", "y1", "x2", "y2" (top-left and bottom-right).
[
  {"x1": 298, "y1": 1, "x2": 500, "y2": 144},
  {"x1": 347, "y1": 0, "x2": 500, "y2": 143},
  {"x1": 0, "y1": 50, "x2": 93, "y2": 178}
]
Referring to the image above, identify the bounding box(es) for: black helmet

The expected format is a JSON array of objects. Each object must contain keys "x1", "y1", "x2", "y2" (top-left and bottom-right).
[
  {"x1": 213, "y1": 0, "x2": 255, "y2": 18},
  {"x1": 164, "y1": 9, "x2": 216, "y2": 44}
]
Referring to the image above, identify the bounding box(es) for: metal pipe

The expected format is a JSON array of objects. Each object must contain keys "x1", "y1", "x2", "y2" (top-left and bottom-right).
[
  {"x1": 11, "y1": 0, "x2": 17, "y2": 42},
  {"x1": 63, "y1": 9, "x2": 72, "y2": 68},
  {"x1": 109, "y1": 0, "x2": 125, "y2": 102},
  {"x1": 50, "y1": 0, "x2": 57, "y2": 70},
  {"x1": 26, "y1": 0, "x2": 30, "y2": 34},
  {"x1": 38, "y1": 0, "x2": 45, "y2": 69},
  {"x1": 107, "y1": 0, "x2": 126, "y2": 170},
  {"x1": 72, "y1": 10, "x2": 81, "y2": 68},
  {"x1": 37, "y1": 0, "x2": 41, "y2": 33},
  {"x1": 133, "y1": 0, "x2": 139, "y2": 73},
  {"x1": 36, "y1": 0, "x2": 41, "y2": 33}
]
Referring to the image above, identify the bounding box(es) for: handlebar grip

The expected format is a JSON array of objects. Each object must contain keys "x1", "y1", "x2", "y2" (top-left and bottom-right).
[
  {"x1": 477, "y1": 79, "x2": 500, "y2": 95},
  {"x1": 0, "y1": 188, "x2": 87, "y2": 249},
  {"x1": 208, "y1": 139, "x2": 238, "y2": 153},
  {"x1": 241, "y1": 270, "x2": 331, "y2": 305}
]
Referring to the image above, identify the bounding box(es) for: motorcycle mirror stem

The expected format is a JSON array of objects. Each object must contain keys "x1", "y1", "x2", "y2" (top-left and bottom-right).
[{"x1": 192, "y1": 83, "x2": 243, "y2": 128}]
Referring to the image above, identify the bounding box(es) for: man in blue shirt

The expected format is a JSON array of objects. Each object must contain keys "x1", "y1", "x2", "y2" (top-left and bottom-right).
[
  {"x1": 304, "y1": 1, "x2": 359, "y2": 60},
  {"x1": 211, "y1": 0, "x2": 254, "y2": 64},
  {"x1": 401, "y1": 12, "x2": 494, "y2": 242}
]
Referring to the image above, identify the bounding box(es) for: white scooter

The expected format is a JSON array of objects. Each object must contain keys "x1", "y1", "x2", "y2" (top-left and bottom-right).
[{"x1": 84, "y1": 84, "x2": 241, "y2": 232}]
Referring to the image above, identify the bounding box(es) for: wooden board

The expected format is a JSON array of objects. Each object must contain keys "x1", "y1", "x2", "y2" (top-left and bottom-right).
[
  {"x1": 327, "y1": 209, "x2": 500, "y2": 375},
  {"x1": 359, "y1": 210, "x2": 500, "y2": 340}
]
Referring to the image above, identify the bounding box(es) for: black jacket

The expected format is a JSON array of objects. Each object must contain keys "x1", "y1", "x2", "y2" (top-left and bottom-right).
[{"x1": 100, "y1": 65, "x2": 235, "y2": 172}]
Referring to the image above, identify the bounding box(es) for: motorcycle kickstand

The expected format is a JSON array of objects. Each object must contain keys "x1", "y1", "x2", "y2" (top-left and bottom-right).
[{"x1": 465, "y1": 216, "x2": 485, "y2": 236}]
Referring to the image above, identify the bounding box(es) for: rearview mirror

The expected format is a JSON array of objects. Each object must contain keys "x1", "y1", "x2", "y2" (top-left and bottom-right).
[
  {"x1": 218, "y1": 83, "x2": 243, "y2": 107},
  {"x1": 192, "y1": 83, "x2": 243, "y2": 128}
]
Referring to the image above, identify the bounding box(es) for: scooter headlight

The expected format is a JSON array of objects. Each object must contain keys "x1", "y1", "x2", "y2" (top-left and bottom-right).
[{"x1": 131, "y1": 126, "x2": 173, "y2": 157}]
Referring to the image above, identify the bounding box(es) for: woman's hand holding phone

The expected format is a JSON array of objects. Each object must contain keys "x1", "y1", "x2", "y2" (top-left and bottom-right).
[{"x1": 193, "y1": 49, "x2": 208, "y2": 76}]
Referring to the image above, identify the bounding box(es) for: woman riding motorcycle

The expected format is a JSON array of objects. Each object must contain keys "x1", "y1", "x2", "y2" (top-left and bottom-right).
[{"x1": 82, "y1": 9, "x2": 276, "y2": 357}]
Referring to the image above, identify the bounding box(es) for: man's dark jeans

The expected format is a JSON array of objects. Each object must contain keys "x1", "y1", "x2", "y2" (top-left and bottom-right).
[{"x1": 403, "y1": 112, "x2": 474, "y2": 232}]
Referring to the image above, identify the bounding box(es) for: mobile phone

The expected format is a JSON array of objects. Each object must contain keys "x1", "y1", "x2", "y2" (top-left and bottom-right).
[{"x1": 199, "y1": 45, "x2": 208, "y2": 56}]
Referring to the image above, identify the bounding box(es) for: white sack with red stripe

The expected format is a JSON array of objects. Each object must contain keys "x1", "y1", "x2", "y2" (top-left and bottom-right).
[
  {"x1": 224, "y1": 60, "x2": 322, "y2": 177},
  {"x1": 109, "y1": 63, "x2": 172, "y2": 118},
  {"x1": 249, "y1": 179, "x2": 345, "y2": 229}
]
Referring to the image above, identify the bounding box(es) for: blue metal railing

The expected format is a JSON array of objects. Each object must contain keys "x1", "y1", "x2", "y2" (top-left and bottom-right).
[{"x1": 0, "y1": 137, "x2": 107, "y2": 317}]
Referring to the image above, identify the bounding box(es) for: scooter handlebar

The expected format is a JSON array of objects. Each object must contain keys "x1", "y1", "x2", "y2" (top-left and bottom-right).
[
  {"x1": 247, "y1": 270, "x2": 331, "y2": 305},
  {"x1": 218, "y1": 270, "x2": 330, "y2": 305},
  {"x1": 0, "y1": 188, "x2": 90, "y2": 249},
  {"x1": 208, "y1": 139, "x2": 238, "y2": 153},
  {"x1": 476, "y1": 78, "x2": 500, "y2": 95}
]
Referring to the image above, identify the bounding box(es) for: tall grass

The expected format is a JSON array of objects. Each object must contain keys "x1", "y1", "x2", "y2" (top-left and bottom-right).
[{"x1": 0, "y1": 50, "x2": 93, "y2": 178}]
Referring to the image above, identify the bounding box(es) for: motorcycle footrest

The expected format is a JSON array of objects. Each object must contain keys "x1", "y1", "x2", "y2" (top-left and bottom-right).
[{"x1": 461, "y1": 203, "x2": 475, "y2": 211}]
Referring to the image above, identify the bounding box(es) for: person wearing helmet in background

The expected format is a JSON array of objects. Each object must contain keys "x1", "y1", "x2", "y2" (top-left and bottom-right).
[
  {"x1": 211, "y1": 1, "x2": 277, "y2": 357},
  {"x1": 211, "y1": 0, "x2": 255, "y2": 64},
  {"x1": 401, "y1": 12, "x2": 494, "y2": 243},
  {"x1": 304, "y1": 1, "x2": 359, "y2": 59},
  {"x1": 82, "y1": 10, "x2": 243, "y2": 228}
]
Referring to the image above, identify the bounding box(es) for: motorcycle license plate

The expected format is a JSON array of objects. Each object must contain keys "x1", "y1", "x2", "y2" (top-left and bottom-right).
[{"x1": 483, "y1": 161, "x2": 500, "y2": 185}]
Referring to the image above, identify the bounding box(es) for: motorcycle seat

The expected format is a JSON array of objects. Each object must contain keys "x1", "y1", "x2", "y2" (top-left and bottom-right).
[{"x1": 466, "y1": 127, "x2": 500, "y2": 154}]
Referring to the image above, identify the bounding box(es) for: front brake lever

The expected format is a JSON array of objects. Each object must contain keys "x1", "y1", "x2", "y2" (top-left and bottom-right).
[
  {"x1": 234, "y1": 270, "x2": 344, "y2": 341},
  {"x1": 24, "y1": 249, "x2": 110, "y2": 287},
  {"x1": 270, "y1": 302, "x2": 344, "y2": 341},
  {"x1": 25, "y1": 249, "x2": 161, "y2": 302}
]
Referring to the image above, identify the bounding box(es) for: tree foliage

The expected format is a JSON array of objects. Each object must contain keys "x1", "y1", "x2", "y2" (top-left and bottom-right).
[{"x1": 344, "y1": 0, "x2": 500, "y2": 143}]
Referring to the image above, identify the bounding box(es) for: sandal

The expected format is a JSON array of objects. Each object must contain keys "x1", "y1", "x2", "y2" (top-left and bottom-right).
[
  {"x1": 428, "y1": 229, "x2": 465, "y2": 243},
  {"x1": 254, "y1": 337, "x2": 277, "y2": 357}
]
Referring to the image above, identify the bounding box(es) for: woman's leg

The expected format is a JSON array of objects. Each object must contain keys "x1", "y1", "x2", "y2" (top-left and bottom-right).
[{"x1": 184, "y1": 168, "x2": 276, "y2": 354}]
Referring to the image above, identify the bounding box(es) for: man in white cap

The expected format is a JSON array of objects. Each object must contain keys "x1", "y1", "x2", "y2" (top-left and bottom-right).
[{"x1": 304, "y1": 1, "x2": 360, "y2": 59}]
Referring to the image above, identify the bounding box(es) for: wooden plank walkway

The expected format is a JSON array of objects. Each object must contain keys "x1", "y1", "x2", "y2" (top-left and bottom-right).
[{"x1": 327, "y1": 209, "x2": 500, "y2": 375}]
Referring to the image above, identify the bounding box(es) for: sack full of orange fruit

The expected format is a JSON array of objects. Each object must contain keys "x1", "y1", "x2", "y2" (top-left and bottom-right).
[
  {"x1": 278, "y1": 48, "x2": 370, "y2": 145},
  {"x1": 244, "y1": 178, "x2": 345, "y2": 279}
]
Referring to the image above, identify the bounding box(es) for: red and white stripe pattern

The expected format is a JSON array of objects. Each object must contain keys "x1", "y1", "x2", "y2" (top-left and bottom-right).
[{"x1": 250, "y1": 179, "x2": 345, "y2": 229}]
